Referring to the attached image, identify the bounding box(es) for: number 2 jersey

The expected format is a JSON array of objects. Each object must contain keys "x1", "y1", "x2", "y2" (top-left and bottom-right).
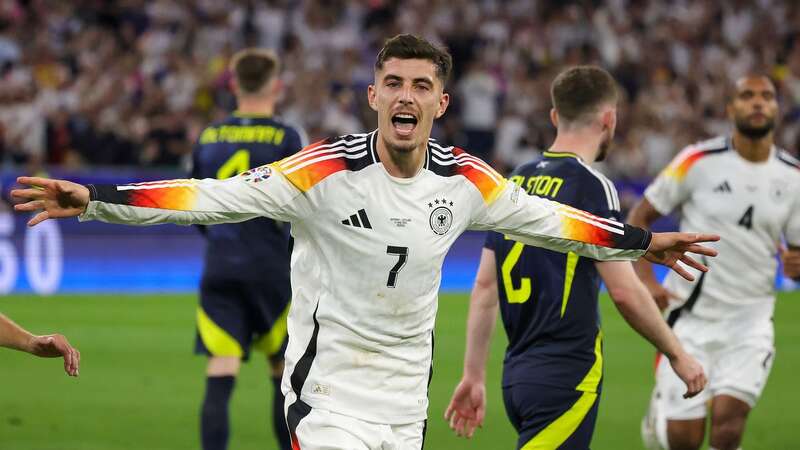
[
  {"x1": 486, "y1": 151, "x2": 621, "y2": 393},
  {"x1": 190, "y1": 113, "x2": 305, "y2": 280},
  {"x1": 645, "y1": 136, "x2": 800, "y2": 323},
  {"x1": 79, "y1": 131, "x2": 651, "y2": 424}
]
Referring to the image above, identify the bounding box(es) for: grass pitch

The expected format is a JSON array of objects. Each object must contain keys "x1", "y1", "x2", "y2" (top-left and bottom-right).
[{"x1": 1, "y1": 292, "x2": 799, "y2": 449}]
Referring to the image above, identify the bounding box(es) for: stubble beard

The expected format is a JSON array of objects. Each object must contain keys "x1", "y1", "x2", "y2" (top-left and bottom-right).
[
  {"x1": 735, "y1": 115, "x2": 775, "y2": 139},
  {"x1": 596, "y1": 133, "x2": 611, "y2": 162}
]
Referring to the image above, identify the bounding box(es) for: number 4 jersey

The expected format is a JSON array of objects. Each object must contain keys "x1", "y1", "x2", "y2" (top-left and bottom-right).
[
  {"x1": 645, "y1": 136, "x2": 800, "y2": 322},
  {"x1": 80, "y1": 131, "x2": 651, "y2": 424},
  {"x1": 190, "y1": 113, "x2": 306, "y2": 280}
]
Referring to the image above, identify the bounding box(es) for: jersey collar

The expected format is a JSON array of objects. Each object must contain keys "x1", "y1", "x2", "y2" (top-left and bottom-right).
[
  {"x1": 368, "y1": 129, "x2": 431, "y2": 172},
  {"x1": 543, "y1": 150, "x2": 582, "y2": 161},
  {"x1": 232, "y1": 111, "x2": 273, "y2": 119}
]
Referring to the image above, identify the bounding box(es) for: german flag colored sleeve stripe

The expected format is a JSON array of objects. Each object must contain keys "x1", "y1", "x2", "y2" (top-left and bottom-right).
[
  {"x1": 557, "y1": 204, "x2": 651, "y2": 250},
  {"x1": 662, "y1": 148, "x2": 722, "y2": 181},
  {"x1": 272, "y1": 137, "x2": 364, "y2": 192},
  {"x1": 88, "y1": 181, "x2": 198, "y2": 210},
  {"x1": 452, "y1": 148, "x2": 506, "y2": 203},
  {"x1": 274, "y1": 157, "x2": 347, "y2": 192}
]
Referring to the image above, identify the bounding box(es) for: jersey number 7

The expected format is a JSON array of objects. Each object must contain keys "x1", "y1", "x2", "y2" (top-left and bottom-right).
[{"x1": 386, "y1": 246, "x2": 409, "y2": 288}]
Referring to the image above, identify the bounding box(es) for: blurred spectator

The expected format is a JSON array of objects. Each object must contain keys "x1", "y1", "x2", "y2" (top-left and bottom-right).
[{"x1": 0, "y1": 0, "x2": 798, "y2": 180}]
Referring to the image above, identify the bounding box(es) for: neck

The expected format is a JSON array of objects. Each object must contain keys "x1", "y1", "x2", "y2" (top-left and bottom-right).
[
  {"x1": 548, "y1": 128, "x2": 603, "y2": 163},
  {"x1": 376, "y1": 133, "x2": 427, "y2": 178},
  {"x1": 732, "y1": 131, "x2": 772, "y2": 163},
  {"x1": 236, "y1": 96, "x2": 275, "y2": 116}
]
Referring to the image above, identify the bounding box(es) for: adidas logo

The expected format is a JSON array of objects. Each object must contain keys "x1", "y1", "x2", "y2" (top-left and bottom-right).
[
  {"x1": 341, "y1": 209, "x2": 373, "y2": 229},
  {"x1": 713, "y1": 181, "x2": 732, "y2": 193}
]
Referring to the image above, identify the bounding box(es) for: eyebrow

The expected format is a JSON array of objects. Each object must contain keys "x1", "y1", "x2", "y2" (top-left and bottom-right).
[
  {"x1": 383, "y1": 74, "x2": 434, "y2": 85},
  {"x1": 739, "y1": 89, "x2": 775, "y2": 96}
]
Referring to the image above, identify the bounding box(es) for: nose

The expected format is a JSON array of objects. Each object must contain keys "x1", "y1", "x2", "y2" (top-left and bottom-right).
[{"x1": 399, "y1": 86, "x2": 414, "y2": 105}]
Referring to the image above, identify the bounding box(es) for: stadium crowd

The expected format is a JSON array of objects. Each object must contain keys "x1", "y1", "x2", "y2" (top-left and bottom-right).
[{"x1": 2, "y1": 0, "x2": 800, "y2": 180}]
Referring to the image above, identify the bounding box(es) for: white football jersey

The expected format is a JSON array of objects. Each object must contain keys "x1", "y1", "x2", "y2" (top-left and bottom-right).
[
  {"x1": 81, "y1": 131, "x2": 651, "y2": 424},
  {"x1": 645, "y1": 136, "x2": 800, "y2": 321}
]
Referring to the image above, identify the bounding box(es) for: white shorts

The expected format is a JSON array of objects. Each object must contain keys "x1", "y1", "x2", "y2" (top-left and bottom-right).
[
  {"x1": 289, "y1": 405, "x2": 425, "y2": 450},
  {"x1": 653, "y1": 311, "x2": 774, "y2": 420}
]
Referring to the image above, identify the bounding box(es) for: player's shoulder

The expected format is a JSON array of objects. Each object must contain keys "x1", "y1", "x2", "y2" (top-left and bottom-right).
[
  {"x1": 776, "y1": 148, "x2": 800, "y2": 172},
  {"x1": 663, "y1": 136, "x2": 731, "y2": 179},
  {"x1": 427, "y1": 139, "x2": 505, "y2": 203},
  {"x1": 572, "y1": 159, "x2": 620, "y2": 212},
  {"x1": 273, "y1": 132, "x2": 374, "y2": 191},
  {"x1": 675, "y1": 136, "x2": 731, "y2": 161}
]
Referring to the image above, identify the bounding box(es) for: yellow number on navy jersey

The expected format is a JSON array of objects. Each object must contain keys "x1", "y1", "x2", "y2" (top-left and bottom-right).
[
  {"x1": 501, "y1": 239, "x2": 532, "y2": 304},
  {"x1": 216, "y1": 149, "x2": 251, "y2": 180}
]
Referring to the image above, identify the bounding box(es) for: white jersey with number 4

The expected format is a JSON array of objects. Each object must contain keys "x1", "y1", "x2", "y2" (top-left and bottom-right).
[
  {"x1": 645, "y1": 136, "x2": 800, "y2": 322},
  {"x1": 79, "y1": 131, "x2": 652, "y2": 425}
]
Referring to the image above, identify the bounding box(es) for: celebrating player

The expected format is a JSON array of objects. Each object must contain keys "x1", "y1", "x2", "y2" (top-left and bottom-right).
[
  {"x1": 191, "y1": 49, "x2": 304, "y2": 450},
  {"x1": 0, "y1": 312, "x2": 80, "y2": 376},
  {"x1": 631, "y1": 75, "x2": 800, "y2": 450},
  {"x1": 12, "y1": 35, "x2": 718, "y2": 450},
  {"x1": 444, "y1": 66, "x2": 706, "y2": 449}
]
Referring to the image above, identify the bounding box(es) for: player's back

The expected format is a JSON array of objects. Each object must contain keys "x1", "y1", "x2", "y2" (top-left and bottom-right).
[
  {"x1": 487, "y1": 151, "x2": 620, "y2": 391},
  {"x1": 191, "y1": 113, "x2": 305, "y2": 280}
]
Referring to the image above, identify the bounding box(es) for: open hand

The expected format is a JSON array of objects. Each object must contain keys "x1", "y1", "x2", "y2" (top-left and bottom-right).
[
  {"x1": 444, "y1": 378, "x2": 485, "y2": 439},
  {"x1": 11, "y1": 177, "x2": 90, "y2": 227},
  {"x1": 28, "y1": 334, "x2": 80, "y2": 377},
  {"x1": 645, "y1": 233, "x2": 719, "y2": 282}
]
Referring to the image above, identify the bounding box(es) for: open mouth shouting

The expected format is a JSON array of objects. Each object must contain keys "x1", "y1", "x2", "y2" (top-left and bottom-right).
[{"x1": 391, "y1": 112, "x2": 419, "y2": 137}]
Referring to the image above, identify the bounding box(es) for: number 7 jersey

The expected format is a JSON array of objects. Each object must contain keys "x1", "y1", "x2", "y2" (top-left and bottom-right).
[
  {"x1": 645, "y1": 136, "x2": 800, "y2": 322},
  {"x1": 80, "y1": 131, "x2": 652, "y2": 424}
]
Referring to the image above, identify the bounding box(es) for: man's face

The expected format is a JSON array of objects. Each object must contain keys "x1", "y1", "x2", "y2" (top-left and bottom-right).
[
  {"x1": 368, "y1": 58, "x2": 449, "y2": 153},
  {"x1": 728, "y1": 77, "x2": 778, "y2": 139}
]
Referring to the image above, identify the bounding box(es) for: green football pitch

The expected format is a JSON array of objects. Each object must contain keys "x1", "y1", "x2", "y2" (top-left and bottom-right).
[{"x1": 2, "y1": 292, "x2": 799, "y2": 450}]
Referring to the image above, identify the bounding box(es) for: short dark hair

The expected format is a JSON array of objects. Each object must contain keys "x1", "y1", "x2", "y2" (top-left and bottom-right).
[
  {"x1": 551, "y1": 66, "x2": 618, "y2": 125},
  {"x1": 230, "y1": 48, "x2": 280, "y2": 94},
  {"x1": 375, "y1": 34, "x2": 453, "y2": 84}
]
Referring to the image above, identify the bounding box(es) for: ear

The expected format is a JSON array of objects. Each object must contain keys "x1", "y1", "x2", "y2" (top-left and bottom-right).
[
  {"x1": 435, "y1": 92, "x2": 450, "y2": 119},
  {"x1": 550, "y1": 108, "x2": 559, "y2": 128},
  {"x1": 602, "y1": 108, "x2": 616, "y2": 131},
  {"x1": 270, "y1": 78, "x2": 283, "y2": 96},
  {"x1": 367, "y1": 84, "x2": 378, "y2": 112}
]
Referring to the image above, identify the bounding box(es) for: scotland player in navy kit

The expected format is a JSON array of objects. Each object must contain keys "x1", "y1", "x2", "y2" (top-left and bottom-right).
[
  {"x1": 191, "y1": 49, "x2": 303, "y2": 450},
  {"x1": 446, "y1": 67, "x2": 706, "y2": 449}
]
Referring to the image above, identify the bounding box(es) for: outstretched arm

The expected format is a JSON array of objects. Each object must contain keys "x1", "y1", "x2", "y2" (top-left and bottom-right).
[
  {"x1": 11, "y1": 165, "x2": 304, "y2": 227},
  {"x1": 597, "y1": 261, "x2": 706, "y2": 398},
  {"x1": 472, "y1": 182, "x2": 718, "y2": 281},
  {"x1": 0, "y1": 313, "x2": 80, "y2": 377},
  {"x1": 446, "y1": 248, "x2": 499, "y2": 438}
]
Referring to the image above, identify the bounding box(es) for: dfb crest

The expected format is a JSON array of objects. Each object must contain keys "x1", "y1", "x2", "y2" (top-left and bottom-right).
[{"x1": 427, "y1": 197, "x2": 453, "y2": 235}]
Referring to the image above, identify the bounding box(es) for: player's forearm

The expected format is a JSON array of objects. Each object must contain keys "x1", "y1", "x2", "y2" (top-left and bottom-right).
[
  {"x1": 479, "y1": 185, "x2": 652, "y2": 261},
  {"x1": 462, "y1": 285, "x2": 499, "y2": 381},
  {"x1": 80, "y1": 175, "x2": 274, "y2": 226},
  {"x1": 627, "y1": 198, "x2": 662, "y2": 284},
  {"x1": 609, "y1": 281, "x2": 684, "y2": 360},
  {"x1": 0, "y1": 314, "x2": 35, "y2": 353},
  {"x1": 632, "y1": 257, "x2": 661, "y2": 286}
]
